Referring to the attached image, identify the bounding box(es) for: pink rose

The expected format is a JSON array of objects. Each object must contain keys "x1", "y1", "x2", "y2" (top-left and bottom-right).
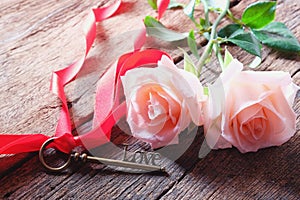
[
  {"x1": 121, "y1": 55, "x2": 206, "y2": 148},
  {"x1": 205, "y1": 59, "x2": 299, "y2": 153}
]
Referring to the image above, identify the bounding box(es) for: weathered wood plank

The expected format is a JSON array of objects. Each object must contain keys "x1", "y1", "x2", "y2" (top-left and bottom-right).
[
  {"x1": 0, "y1": 0, "x2": 189, "y2": 173},
  {"x1": 158, "y1": 0, "x2": 300, "y2": 199},
  {"x1": 0, "y1": 0, "x2": 299, "y2": 199},
  {"x1": 0, "y1": 0, "x2": 209, "y2": 193},
  {"x1": 0, "y1": 0, "x2": 194, "y2": 136},
  {"x1": 0, "y1": 120, "x2": 205, "y2": 199},
  {"x1": 160, "y1": 100, "x2": 300, "y2": 200},
  {"x1": 0, "y1": 0, "x2": 109, "y2": 175},
  {"x1": 0, "y1": 0, "x2": 99, "y2": 134}
]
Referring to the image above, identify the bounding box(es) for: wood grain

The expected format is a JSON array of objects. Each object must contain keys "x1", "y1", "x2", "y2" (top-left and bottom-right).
[{"x1": 0, "y1": 0, "x2": 299, "y2": 199}]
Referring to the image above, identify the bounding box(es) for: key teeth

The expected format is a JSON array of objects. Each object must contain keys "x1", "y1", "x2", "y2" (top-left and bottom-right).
[
  {"x1": 80, "y1": 153, "x2": 88, "y2": 162},
  {"x1": 72, "y1": 152, "x2": 88, "y2": 163},
  {"x1": 73, "y1": 152, "x2": 80, "y2": 162}
]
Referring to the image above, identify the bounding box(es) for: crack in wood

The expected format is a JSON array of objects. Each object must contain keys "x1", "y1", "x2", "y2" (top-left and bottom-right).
[
  {"x1": 0, "y1": 0, "x2": 299, "y2": 199},
  {"x1": 155, "y1": 181, "x2": 177, "y2": 200},
  {"x1": 292, "y1": 68, "x2": 300, "y2": 77},
  {"x1": 230, "y1": 0, "x2": 242, "y2": 8}
]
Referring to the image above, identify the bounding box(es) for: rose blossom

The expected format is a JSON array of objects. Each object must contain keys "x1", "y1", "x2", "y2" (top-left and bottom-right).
[
  {"x1": 121, "y1": 55, "x2": 206, "y2": 148},
  {"x1": 204, "y1": 59, "x2": 299, "y2": 153}
]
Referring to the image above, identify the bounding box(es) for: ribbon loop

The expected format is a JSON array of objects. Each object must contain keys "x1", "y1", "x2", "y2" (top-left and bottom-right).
[
  {"x1": 0, "y1": 1, "x2": 173, "y2": 156},
  {"x1": 0, "y1": 1, "x2": 122, "y2": 155}
]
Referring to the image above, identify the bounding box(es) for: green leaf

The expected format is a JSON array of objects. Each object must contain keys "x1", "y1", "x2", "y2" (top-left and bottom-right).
[
  {"x1": 184, "y1": 54, "x2": 199, "y2": 77},
  {"x1": 184, "y1": 0, "x2": 196, "y2": 21},
  {"x1": 249, "y1": 56, "x2": 262, "y2": 68},
  {"x1": 148, "y1": 0, "x2": 157, "y2": 10},
  {"x1": 224, "y1": 48, "x2": 234, "y2": 68},
  {"x1": 218, "y1": 24, "x2": 243, "y2": 38},
  {"x1": 241, "y1": 1, "x2": 276, "y2": 29},
  {"x1": 203, "y1": 0, "x2": 228, "y2": 11},
  {"x1": 252, "y1": 22, "x2": 300, "y2": 52},
  {"x1": 168, "y1": 0, "x2": 185, "y2": 9},
  {"x1": 203, "y1": 32, "x2": 210, "y2": 40},
  {"x1": 188, "y1": 30, "x2": 200, "y2": 59},
  {"x1": 203, "y1": 87, "x2": 209, "y2": 96},
  {"x1": 227, "y1": 32, "x2": 262, "y2": 57},
  {"x1": 195, "y1": 18, "x2": 208, "y2": 30},
  {"x1": 199, "y1": 18, "x2": 206, "y2": 28},
  {"x1": 179, "y1": 48, "x2": 199, "y2": 77},
  {"x1": 144, "y1": 16, "x2": 188, "y2": 41}
]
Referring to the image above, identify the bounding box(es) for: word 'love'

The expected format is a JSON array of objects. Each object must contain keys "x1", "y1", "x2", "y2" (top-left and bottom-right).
[{"x1": 122, "y1": 145, "x2": 162, "y2": 166}]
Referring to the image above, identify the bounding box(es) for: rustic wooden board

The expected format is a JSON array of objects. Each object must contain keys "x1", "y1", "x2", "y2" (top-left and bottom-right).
[
  {"x1": 0, "y1": 0, "x2": 299, "y2": 199},
  {"x1": 0, "y1": 0, "x2": 182, "y2": 171}
]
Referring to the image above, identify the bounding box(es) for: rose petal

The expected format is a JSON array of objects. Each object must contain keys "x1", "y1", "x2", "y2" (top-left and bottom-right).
[
  {"x1": 220, "y1": 59, "x2": 243, "y2": 85},
  {"x1": 122, "y1": 55, "x2": 206, "y2": 148},
  {"x1": 160, "y1": 55, "x2": 206, "y2": 125}
]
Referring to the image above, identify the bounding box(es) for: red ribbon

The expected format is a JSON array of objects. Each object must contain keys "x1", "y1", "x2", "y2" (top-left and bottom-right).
[
  {"x1": 0, "y1": 0, "x2": 172, "y2": 155},
  {"x1": 0, "y1": 0, "x2": 122, "y2": 154},
  {"x1": 157, "y1": 0, "x2": 170, "y2": 20}
]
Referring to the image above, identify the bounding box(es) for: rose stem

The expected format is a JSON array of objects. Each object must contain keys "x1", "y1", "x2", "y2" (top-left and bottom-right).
[{"x1": 196, "y1": 0, "x2": 230, "y2": 73}]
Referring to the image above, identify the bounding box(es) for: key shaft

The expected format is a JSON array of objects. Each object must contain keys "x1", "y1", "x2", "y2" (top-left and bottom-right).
[{"x1": 74, "y1": 153, "x2": 166, "y2": 172}]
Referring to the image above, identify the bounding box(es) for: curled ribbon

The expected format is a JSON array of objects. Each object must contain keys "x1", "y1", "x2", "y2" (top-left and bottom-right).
[
  {"x1": 0, "y1": 0, "x2": 122, "y2": 154},
  {"x1": 0, "y1": 0, "x2": 172, "y2": 155}
]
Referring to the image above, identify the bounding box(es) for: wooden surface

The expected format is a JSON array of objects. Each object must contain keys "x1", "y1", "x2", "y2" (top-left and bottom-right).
[{"x1": 0, "y1": 0, "x2": 299, "y2": 199}]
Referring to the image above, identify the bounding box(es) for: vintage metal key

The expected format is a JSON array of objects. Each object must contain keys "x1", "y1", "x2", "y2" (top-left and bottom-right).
[
  {"x1": 39, "y1": 137, "x2": 165, "y2": 173},
  {"x1": 71, "y1": 152, "x2": 166, "y2": 172}
]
